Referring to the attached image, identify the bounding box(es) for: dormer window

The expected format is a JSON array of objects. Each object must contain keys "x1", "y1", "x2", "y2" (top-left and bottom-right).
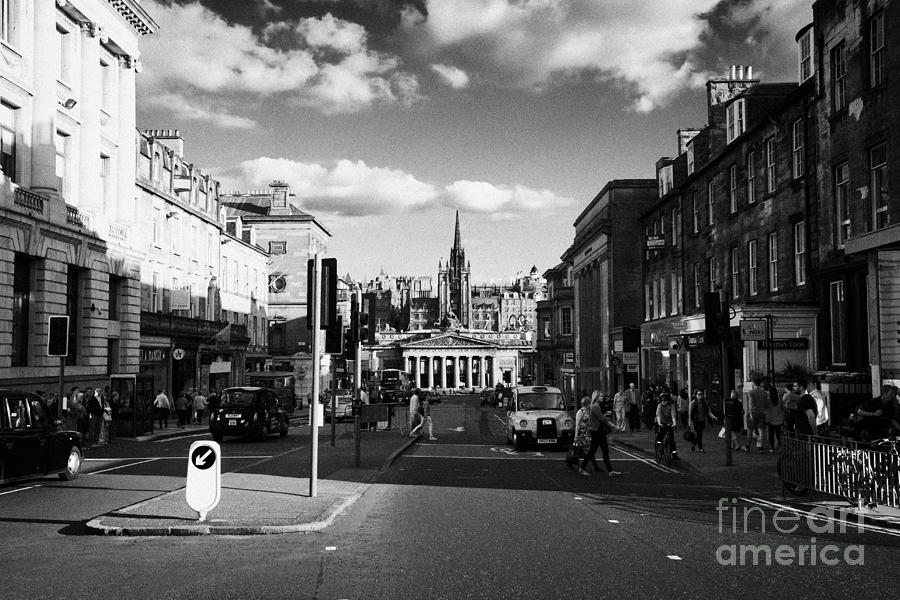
[
  {"x1": 687, "y1": 142, "x2": 695, "y2": 176},
  {"x1": 797, "y1": 25, "x2": 814, "y2": 82},
  {"x1": 726, "y1": 99, "x2": 745, "y2": 144}
]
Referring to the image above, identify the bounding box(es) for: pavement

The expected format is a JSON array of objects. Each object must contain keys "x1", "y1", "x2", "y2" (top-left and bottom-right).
[{"x1": 86, "y1": 416, "x2": 419, "y2": 537}]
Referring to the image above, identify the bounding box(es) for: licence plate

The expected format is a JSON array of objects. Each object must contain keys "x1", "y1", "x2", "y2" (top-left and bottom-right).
[
  {"x1": 537, "y1": 438, "x2": 556, "y2": 444},
  {"x1": 225, "y1": 413, "x2": 242, "y2": 418},
  {"x1": 228, "y1": 419, "x2": 237, "y2": 426}
]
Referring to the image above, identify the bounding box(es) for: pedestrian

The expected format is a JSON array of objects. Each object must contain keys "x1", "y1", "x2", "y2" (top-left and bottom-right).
[
  {"x1": 744, "y1": 377, "x2": 768, "y2": 452},
  {"x1": 806, "y1": 378, "x2": 829, "y2": 436},
  {"x1": 408, "y1": 388, "x2": 421, "y2": 434},
  {"x1": 174, "y1": 391, "x2": 189, "y2": 428},
  {"x1": 86, "y1": 388, "x2": 103, "y2": 447},
  {"x1": 677, "y1": 388, "x2": 690, "y2": 427},
  {"x1": 360, "y1": 386, "x2": 372, "y2": 431},
  {"x1": 98, "y1": 392, "x2": 112, "y2": 445},
  {"x1": 613, "y1": 385, "x2": 628, "y2": 431},
  {"x1": 655, "y1": 392, "x2": 679, "y2": 460},
  {"x1": 579, "y1": 394, "x2": 621, "y2": 476},
  {"x1": 642, "y1": 387, "x2": 657, "y2": 431},
  {"x1": 207, "y1": 389, "x2": 220, "y2": 413},
  {"x1": 782, "y1": 383, "x2": 800, "y2": 433},
  {"x1": 154, "y1": 389, "x2": 170, "y2": 429},
  {"x1": 410, "y1": 396, "x2": 436, "y2": 440},
  {"x1": 794, "y1": 378, "x2": 818, "y2": 437},
  {"x1": 689, "y1": 389, "x2": 716, "y2": 452},
  {"x1": 566, "y1": 396, "x2": 592, "y2": 470},
  {"x1": 625, "y1": 383, "x2": 641, "y2": 431},
  {"x1": 193, "y1": 390, "x2": 208, "y2": 425},
  {"x1": 765, "y1": 386, "x2": 785, "y2": 453},
  {"x1": 106, "y1": 387, "x2": 118, "y2": 442}
]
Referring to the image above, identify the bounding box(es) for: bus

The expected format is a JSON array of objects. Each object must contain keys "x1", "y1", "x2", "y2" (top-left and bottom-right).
[{"x1": 377, "y1": 368, "x2": 412, "y2": 403}]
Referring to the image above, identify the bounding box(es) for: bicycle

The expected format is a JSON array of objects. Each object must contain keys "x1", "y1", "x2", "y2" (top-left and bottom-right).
[{"x1": 655, "y1": 425, "x2": 674, "y2": 467}]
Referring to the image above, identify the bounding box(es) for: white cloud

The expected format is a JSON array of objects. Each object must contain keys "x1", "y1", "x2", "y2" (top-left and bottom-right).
[
  {"x1": 443, "y1": 179, "x2": 573, "y2": 219},
  {"x1": 406, "y1": 0, "x2": 722, "y2": 111},
  {"x1": 146, "y1": 93, "x2": 257, "y2": 129},
  {"x1": 140, "y1": 2, "x2": 419, "y2": 115},
  {"x1": 215, "y1": 157, "x2": 439, "y2": 216},
  {"x1": 431, "y1": 64, "x2": 470, "y2": 88}
]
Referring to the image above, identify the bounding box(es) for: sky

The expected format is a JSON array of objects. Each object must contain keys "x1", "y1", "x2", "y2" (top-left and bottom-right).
[{"x1": 136, "y1": 0, "x2": 813, "y2": 284}]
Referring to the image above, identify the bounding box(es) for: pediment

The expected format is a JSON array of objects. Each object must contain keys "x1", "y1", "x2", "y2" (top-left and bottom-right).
[{"x1": 402, "y1": 333, "x2": 496, "y2": 349}]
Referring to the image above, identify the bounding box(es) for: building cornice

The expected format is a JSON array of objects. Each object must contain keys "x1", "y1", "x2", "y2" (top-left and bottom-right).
[{"x1": 104, "y1": 0, "x2": 159, "y2": 36}]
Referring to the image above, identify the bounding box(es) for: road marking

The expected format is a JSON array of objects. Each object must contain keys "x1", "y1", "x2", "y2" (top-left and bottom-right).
[
  {"x1": 667, "y1": 555, "x2": 682, "y2": 561},
  {"x1": 85, "y1": 456, "x2": 272, "y2": 461},
  {"x1": 0, "y1": 485, "x2": 41, "y2": 497},
  {"x1": 494, "y1": 415, "x2": 506, "y2": 427},
  {"x1": 325, "y1": 546, "x2": 337, "y2": 551},
  {"x1": 610, "y1": 443, "x2": 680, "y2": 474},
  {"x1": 574, "y1": 497, "x2": 583, "y2": 501},
  {"x1": 402, "y1": 455, "x2": 639, "y2": 461},
  {"x1": 608, "y1": 519, "x2": 620, "y2": 523},
  {"x1": 742, "y1": 496, "x2": 900, "y2": 538},
  {"x1": 89, "y1": 458, "x2": 159, "y2": 474},
  {"x1": 153, "y1": 432, "x2": 211, "y2": 442},
  {"x1": 418, "y1": 443, "x2": 502, "y2": 448}
]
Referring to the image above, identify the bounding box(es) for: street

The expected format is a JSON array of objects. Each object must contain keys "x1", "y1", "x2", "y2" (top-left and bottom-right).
[{"x1": 1, "y1": 395, "x2": 898, "y2": 600}]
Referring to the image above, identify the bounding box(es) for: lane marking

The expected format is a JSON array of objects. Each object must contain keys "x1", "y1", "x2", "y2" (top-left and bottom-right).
[
  {"x1": 402, "y1": 454, "x2": 640, "y2": 461},
  {"x1": 742, "y1": 496, "x2": 900, "y2": 539},
  {"x1": 153, "y1": 432, "x2": 211, "y2": 442},
  {"x1": 325, "y1": 546, "x2": 337, "y2": 551},
  {"x1": 0, "y1": 485, "x2": 41, "y2": 497},
  {"x1": 667, "y1": 555, "x2": 682, "y2": 561},
  {"x1": 608, "y1": 519, "x2": 620, "y2": 523},
  {"x1": 610, "y1": 443, "x2": 680, "y2": 474},
  {"x1": 89, "y1": 458, "x2": 159, "y2": 474},
  {"x1": 85, "y1": 456, "x2": 272, "y2": 461}
]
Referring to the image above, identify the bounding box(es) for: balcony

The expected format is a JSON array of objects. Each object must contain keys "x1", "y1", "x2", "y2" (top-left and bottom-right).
[
  {"x1": 14, "y1": 187, "x2": 46, "y2": 213},
  {"x1": 141, "y1": 312, "x2": 249, "y2": 344},
  {"x1": 66, "y1": 204, "x2": 91, "y2": 228}
]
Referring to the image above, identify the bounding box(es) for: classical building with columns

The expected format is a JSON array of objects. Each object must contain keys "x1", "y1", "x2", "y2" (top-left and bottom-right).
[
  {"x1": 375, "y1": 329, "x2": 531, "y2": 390},
  {"x1": 0, "y1": 0, "x2": 156, "y2": 392}
]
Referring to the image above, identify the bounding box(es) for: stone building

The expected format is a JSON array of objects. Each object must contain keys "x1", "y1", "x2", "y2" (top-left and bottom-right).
[
  {"x1": 535, "y1": 262, "x2": 576, "y2": 398},
  {"x1": 437, "y1": 211, "x2": 471, "y2": 328},
  {"x1": 562, "y1": 180, "x2": 657, "y2": 395},
  {"x1": 1, "y1": 0, "x2": 156, "y2": 397}
]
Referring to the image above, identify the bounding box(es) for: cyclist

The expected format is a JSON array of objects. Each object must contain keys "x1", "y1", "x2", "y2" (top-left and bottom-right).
[{"x1": 656, "y1": 392, "x2": 679, "y2": 461}]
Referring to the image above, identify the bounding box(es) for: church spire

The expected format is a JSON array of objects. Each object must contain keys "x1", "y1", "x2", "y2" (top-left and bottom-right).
[{"x1": 453, "y1": 210, "x2": 461, "y2": 251}]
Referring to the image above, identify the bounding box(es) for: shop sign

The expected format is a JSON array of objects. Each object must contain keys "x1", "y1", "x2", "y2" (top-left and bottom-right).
[
  {"x1": 173, "y1": 348, "x2": 186, "y2": 361},
  {"x1": 209, "y1": 360, "x2": 232, "y2": 374},
  {"x1": 622, "y1": 352, "x2": 638, "y2": 365},
  {"x1": 171, "y1": 285, "x2": 192, "y2": 311},
  {"x1": 140, "y1": 348, "x2": 167, "y2": 363},
  {"x1": 613, "y1": 340, "x2": 623, "y2": 353},
  {"x1": 627, "y1": 364, "x2": 639, "y2": 372},
  {"x1": 740, "y1": 319, "x2": 767, "y2": 341},
  {"x1": 759, "y1": 338, "x2": 809, "y2": 350},
  {"x1": 563, "y1": 352, "x2": 575, "y2": 363},
  {"x1": 646, "y1": 235, "x2": 665, "y2": 250},
  {"x1": 686, "y1": 334, "x2": 705, "y2": 347}
]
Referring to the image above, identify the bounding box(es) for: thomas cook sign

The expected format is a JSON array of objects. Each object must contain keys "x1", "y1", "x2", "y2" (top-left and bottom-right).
[{"x1": 186, "y1": 440, "x2": 221, "y2": 521}]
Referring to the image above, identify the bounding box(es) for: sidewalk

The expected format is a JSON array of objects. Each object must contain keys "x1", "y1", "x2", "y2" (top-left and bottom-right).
[
  {"x1": 86, "y1": 426, "x2": 418, "y2": 536},
  {"x1": 610, "y1": 426, "x2": 900, "y2": 531}
]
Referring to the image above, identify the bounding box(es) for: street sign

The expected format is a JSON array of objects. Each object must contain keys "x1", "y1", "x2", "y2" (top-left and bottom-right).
[
  {"x1": 186, "y1": 440, "x2": 221, "y2": 521},
  {"x1": 622, "y1": 352, "x2": 638, "y2": 365},
  {"x1": 740, "y1": 319, "x2": 767, "y2": 341},
  {"x1": 610, "y1": 354, "x2": 622, "y2": 367},
  {"x1": 668, "y1": 337, "x2": 685, "y2": 354},
  {"x1": 646, "y1": 235, "x2": 665, "y2": 250},
  {"x1": 172, "y1": 348, "x2": 185, "y2": 360}
]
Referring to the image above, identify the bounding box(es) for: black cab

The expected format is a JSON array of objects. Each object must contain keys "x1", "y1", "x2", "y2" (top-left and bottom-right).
[
  {"x1": 1, "y1": 390, "x2": 83, "y2": 484},
  {"x1": 209, "y1": 387, "x2": 289, "y2": 442}
]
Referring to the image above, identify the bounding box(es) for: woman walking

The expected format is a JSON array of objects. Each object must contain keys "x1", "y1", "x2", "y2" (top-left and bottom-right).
[
  {"x1": 688, "y1": 390, "x2": 716, "y2": 452},
  {"x1": 579, "y1": 395, "x2": 622, "y2": 477},
  {"x1": 765, "y1": 386, "x2": 785, "y2": 452},
  {"x1": 566, "y1": 397, "x2": 592, "y2": 470}
]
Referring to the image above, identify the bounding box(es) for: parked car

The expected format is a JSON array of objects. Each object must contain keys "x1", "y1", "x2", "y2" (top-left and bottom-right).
[
  {"x1": 322, "y1": 390, "x2": 354, "y2": 423},
  {"x1": 208, "y1": 387, "x2": 289, "y2": 442},
  {"x1": 505, "y1": 385, "x2": 574, "y2": 450},
  {"x1": 1, "y1": 390, "x2": 83, "y2": 484},
  {"x1": 480, "y1": 389, "x2": 497, "y2": 406}
]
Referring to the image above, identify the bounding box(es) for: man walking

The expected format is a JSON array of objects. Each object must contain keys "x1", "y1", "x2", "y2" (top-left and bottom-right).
[
  {"x1": 626, "y1": 383, "x2": 641, "y2": 432},
  {"x1": 744, "y1": 377, "x2": 768, "y2": 452},
  {"x1": 613, "y1": 385, "x2": 628, "y2": 431},
  {"x1": 579, "y1": 395, "x2": 621, "y2": 476},
  {"x1": 154, "y1": 389, "x2": 171, "y2": 429},
  {"x1": 408, "y1": 389, "x2": 420, "y2": 434}
]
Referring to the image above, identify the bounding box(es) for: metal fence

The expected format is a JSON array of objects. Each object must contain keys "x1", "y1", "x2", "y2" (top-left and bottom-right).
[{"x1": 780, "y1": 434, "x2": 900, "y2": 508}]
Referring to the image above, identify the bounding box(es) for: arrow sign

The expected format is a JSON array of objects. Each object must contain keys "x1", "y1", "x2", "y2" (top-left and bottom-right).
[{"x1": 186, "y1": 441, "x2": 221, "y2": 521}]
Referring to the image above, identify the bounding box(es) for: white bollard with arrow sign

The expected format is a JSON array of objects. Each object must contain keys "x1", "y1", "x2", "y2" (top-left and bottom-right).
[{"x1": 186, "y1": 440, "x2": 221, "y2": 522}]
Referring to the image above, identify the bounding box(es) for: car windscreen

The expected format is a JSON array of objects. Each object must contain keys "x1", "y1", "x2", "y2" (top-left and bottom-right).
[
  {"x1": 220, "y1": 391, "x2": 258, "y2": 409},
  {"x1": 517, "y1": 393, "x2": 565, "y2": 411}
]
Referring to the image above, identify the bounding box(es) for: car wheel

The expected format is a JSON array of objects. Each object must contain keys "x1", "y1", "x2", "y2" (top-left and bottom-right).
[
  {"x1": 59, "y1": 446, "x2": 83, "y2": 481},
  {"x1": 513, "y1": 430, "x2": 524, "y2": 451},
  {"x1": 213, "y1": 433, "x2": 223, "y2": 443}
]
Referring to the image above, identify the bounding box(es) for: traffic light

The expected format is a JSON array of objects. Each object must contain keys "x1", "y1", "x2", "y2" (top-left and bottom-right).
[
  {"x1": 306, "y1": 257, "x2": 337, "y2": 329},
  {"x1": 350, "y1": 293, "x2": 359, "y2": 344},
  {"x1": 359, "y1": 292, "x2": 377, "y2": 345},
  {"x1": 47, "y1": 315, "x2": 69, "y2": 356},
  {"x1": 343, "y1": 328, "x2": 356, "y2": 360},
  {"x1": 325, "y1": 316, "x2": 343, "y2": 354},
  {"x1": 704, "y1": 292, "x2": 730, "y2": 345}
]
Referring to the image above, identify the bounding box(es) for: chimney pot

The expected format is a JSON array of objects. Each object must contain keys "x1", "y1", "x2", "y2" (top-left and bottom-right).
[
  {"x1": 736, "y1": 65, "x2": 744, "y2": 79},
  {"x1": 730, "y1": 65, "x2": 736, "y2": 79},
  {"x1": 746, "y1": 66, "x2": 753, "y2": 79}
]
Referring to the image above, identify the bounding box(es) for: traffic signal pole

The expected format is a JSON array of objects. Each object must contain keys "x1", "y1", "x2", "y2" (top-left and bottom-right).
[
  {"x1": 721, "y1": 288, "x2": 733, "y2": 467},
  {"x1": 309, "y1": 254, "x2": 322, "y2": 498},
  {"x1": 354, "y1": 292, "x2": 362, "y2": 467}
]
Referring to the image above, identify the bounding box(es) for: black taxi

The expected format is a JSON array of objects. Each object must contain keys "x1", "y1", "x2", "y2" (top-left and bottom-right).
[
  {"x1": 208, "y1": 387, "x2": 289, "y2": 442},
  {"x1": 1, "y1": 390, "x2": 83, "y2": 484}
]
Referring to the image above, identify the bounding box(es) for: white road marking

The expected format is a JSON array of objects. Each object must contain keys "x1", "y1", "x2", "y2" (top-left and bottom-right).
[
  {"x1": 89, "y1": 458, "x2": 159, "y2": 474},
  {"x1": 610, "y1": 443, "x2": 680, "y2": 474},
  {"x1": 0, "y1": 485, "x2": 41, "y2": 497},
  {"x1": 153, "y1": 432, "x2": 211, "y2": 442},
  {"x1": 403, "y1": 455, "x2": 640, "y2": 461},
  {"x1": 742, "y1": 496, "x2": 900, "y2": 538},
  {"x1": 85, "y1": 456, "x2": 271, "y2": 461},
  {"x1": 608, "y1": 519, "x2": 620, "y2": 523},
  {"x1": 667, "y1": 555, "x2": 682, "y2": 561},
  {"x1": 325, "y1": 546, "x2": 337, "y2": 551},
  {"x1": 494, "y1": 415, "x2": 506, "y2": 427},
  {"x1": 574, "y1": 497, "x2": 583, "y2": 501}
]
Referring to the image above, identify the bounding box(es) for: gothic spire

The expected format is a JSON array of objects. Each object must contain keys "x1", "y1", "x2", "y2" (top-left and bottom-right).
[{"x1": 453, "y1": 210, "x2": 461, "y2": 251}]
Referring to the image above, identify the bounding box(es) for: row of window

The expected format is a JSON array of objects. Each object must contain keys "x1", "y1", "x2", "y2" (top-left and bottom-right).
[
  {"x1": 645, "y1": 223, "x2": 807, "y2": 321},
  {"x1": 800, "y1": 12, "x2": 884, "y2": 92},
  {"x1": 539, "y1": 307, "x2": 573, "y2": 339}
]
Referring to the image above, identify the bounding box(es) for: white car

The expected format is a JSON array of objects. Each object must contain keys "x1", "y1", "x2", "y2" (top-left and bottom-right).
[{"x1": 505, "y1": 386, "x2": 574, "y2": 449}]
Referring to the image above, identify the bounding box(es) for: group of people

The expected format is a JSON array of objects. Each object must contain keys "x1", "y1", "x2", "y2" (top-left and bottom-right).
[
  {"x1": 407, "y1": 388, "x2": 436, "y2": 440},
  {"x1": 152, "y1": 388, "x2": 213, "y2": 430},
  {"x1": 566, "y1": 391, "x2": 623, "y2": 476},
  {"x1": 63, "y1": 386, "x2": 116, "y2": 447}
]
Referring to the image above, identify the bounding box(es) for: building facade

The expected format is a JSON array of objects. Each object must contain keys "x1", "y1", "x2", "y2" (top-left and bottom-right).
[
  {"x1": 535, "y1": 262, "x2": 576, "y2": 398},
  {"x1": 1, "y1": 0, "x2": 156, "y2": 400},
  {"x1": 437, "y1": 211, "x2": 471, "y2": 328}
]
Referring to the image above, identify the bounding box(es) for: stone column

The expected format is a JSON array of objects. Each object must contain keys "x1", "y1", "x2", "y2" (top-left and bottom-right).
[
  {"x1": 31, "y1": 0, "x2": 59, "y2": 194},
  {"x1": 79, "y1": 22, "x2": 102, "y2": 214},
  {"x1": 465, "y1": 355, "x2": 473, "y2": 388},
  {"x1": 117, "y1": 55, "x2": 137, "y2": 225},
  {"x1": 440, "y1": 356, "x2": 447, "y2": 389},
  {"x1": 479, "y1": 356, "x2": 486, "y2": 388},
  {"x1": 414, "y1": 356, "x2": 422, "y2": 388}
]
